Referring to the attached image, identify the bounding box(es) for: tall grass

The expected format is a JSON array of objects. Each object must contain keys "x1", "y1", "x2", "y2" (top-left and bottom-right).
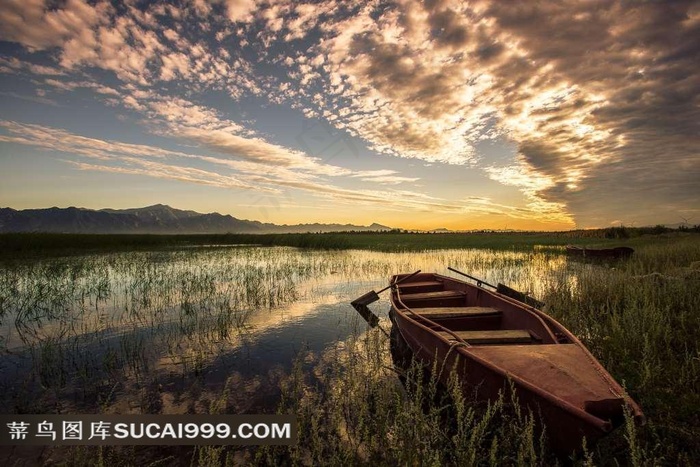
[
  {"x1": 3, "y1": 230, "x2": 696, "y2": 258},
  {"x1": 542, "y1": 236, "x2": 700, "y2": 464},
  {"x1": 253, "y1": 237, "x2": 700, "y2": 465},
  {"x1": 256, "y1": 331, "x2": 552, "y2": 466},
  {"x1": 0, "y1": 236, "x2": 697, "y2": 464},
  {"x1": 0, "y1": 248, "x2": 312, "y2": 414}
]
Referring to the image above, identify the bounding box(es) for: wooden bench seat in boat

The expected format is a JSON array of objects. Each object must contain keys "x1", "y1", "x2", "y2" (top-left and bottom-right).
[
  {"x1": 396, "y1": 281, "x2": 444, "y2": 293},
  {"x1": 408, "y1": 306, "x2": 501, "y2": 319},
  {"x1": 437, "y1": 329, "x2": 533, "y2": 345},
  {"x1": 399, "y1": 290, "x2": 466, "y2": 301}
]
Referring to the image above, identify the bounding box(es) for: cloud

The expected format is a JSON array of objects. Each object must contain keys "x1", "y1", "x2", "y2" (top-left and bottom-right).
[
  {"x1": 290, "y1": 0, "x2": 698, "y2": 226},
  {"x1": 42, "y1": 78, "x2": 120, "y2": 96},
  {"x1": 0, "y1": 57, "x2": 66, "y2": 76},
  {"x1": 350, "y1": 170, "x2": 420, "y2": 185},
  {"x1": 1, "y1": 0, "x2": 697, "y2": 227},
  {"x1": 128, "y1": 93, "x2": 355, "y2": 178},
  {"x1": 476, "y1": 1, "x2": 700, "y2": 226},
  {"x1": 65, "y1": 158, "x2": 267, "y2": 193},
  {"x1": 300, "y1": 2, "x2": 494, "y2": 165},
  {"x1": 0, "y1": 0, "x2": 106, "y2": 50},
  {"x1": 0, "y1": 118, "x2": 580, "y2": 223},
  {"x1": 222, "y1": 0, "x2": 259, "y2": 24},
  {"x1": 0, "y1": 120, "x2": 192, "y2": 160},
  {"x1": 178, "y1": 127, "x2": 351, "y2": 176},
  {"x1": 0, "y1": 120, "x2": 447, "y2": 213},
  {"x1": 143, "y1": 96, "x2": 237, "y2": 130}
]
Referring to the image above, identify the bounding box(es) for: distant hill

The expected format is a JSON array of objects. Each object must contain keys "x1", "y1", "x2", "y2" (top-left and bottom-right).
[{"x1": 0, "y1": 205, "x2": 392, "y2": 234}]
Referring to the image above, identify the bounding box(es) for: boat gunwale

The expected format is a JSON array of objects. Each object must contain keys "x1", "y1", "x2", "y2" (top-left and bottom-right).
[
  {"x1": 457, "y1": 271, "x2": 644, "y2": 423},
  {"x1": 439, "y1": 273, "x2": 560, "y2": 343},
  {"x1": 390, "y1": 272, "x2": 628, "y2": 431},
  {"x1": 394, "y1": 283, "x2": 474, "y2": 348}
]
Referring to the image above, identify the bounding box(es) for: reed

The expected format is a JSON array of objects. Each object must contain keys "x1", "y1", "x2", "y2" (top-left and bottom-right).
[
  {"x1": 0, "y1": 235, "x2": 697, "y2": 464},
  {"x1": 2, "y1": 229, "x2": 697, "y2": 258},
  {"x1": 257, "y1": 331, "x2": 552, "y2": 466}
]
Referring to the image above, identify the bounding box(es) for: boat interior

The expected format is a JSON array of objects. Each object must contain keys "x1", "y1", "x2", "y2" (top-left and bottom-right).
[
  {"x1": 393, "y1": 274, "x2": 563, "y2": 346},
  {"x1": 390, "y1": 273, "x2": 632, "y2": 421}
]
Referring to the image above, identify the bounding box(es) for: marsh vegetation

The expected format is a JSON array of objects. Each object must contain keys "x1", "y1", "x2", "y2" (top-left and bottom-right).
[
  {"x1": 3, "y1": 225, "x2": 696, "y2": 258},
  {"x1": 0, "y1": 233, "x2": 698, "y2": 465}
]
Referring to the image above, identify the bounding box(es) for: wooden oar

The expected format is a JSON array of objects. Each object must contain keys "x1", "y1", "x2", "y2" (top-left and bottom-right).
[
  {"x1": 351, "y1": 303, "x2": 390, "y2": 337},
  {"x1": 350, "y1": 270, "x2": 421, "y2": 336},
  {"x1": 351, "y1": 270, "x2": 421, "y2": 307},
  {"x1": 447, "y1": 267, "x2": 497, "y2": 289},
  {"x1": 447, "y1": 266, "x2": 544, "y2": 308}
]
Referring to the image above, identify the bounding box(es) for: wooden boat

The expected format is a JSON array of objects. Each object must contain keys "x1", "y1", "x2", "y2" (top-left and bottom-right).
[
  {"x1": 565, "y1": 245, "x2": 634, "y2": 259},
  {"x1": 388, "y1": 272, "x2": 644, "y2": 455}
]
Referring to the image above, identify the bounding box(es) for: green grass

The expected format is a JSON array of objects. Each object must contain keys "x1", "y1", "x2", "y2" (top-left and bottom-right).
[
  {"x1": 541, "y1": 237, "x2": 700, "y2": 465},
  {"x1": 253, "y1": 333, "x2": 554, "y2": 466},
  {"x1": 2, "y1": 227, "x2": 696, "y2": 259},
  {"x1": 0, "y1": 235, "x2": 698, "y2": 465},
  {"x1": 259, "y1": 236, "x2": 700, "y2": 465}
]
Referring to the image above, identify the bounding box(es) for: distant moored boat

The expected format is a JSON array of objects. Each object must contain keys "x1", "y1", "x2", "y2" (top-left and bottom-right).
[{"x1": 565, "y1": 246, "x2": 634, "y2": 259}]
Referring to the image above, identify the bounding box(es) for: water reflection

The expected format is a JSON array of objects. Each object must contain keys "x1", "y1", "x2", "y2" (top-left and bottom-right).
[{"x1": 0, "y1": 246, "x2": 585, "y2": 416}]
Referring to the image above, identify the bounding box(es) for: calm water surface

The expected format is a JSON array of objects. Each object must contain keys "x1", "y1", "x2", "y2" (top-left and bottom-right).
[{"x1": 0, "y1": 246, "x2": 583, "y2": 415}]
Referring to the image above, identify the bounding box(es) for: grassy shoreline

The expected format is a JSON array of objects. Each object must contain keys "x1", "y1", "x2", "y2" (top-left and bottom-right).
[
  {"x1": 0, "y1": 233, "x2": 698, "y2": 464},
  {"x1": 1, "y1": 227, "x2": 697, "y2": 259}
]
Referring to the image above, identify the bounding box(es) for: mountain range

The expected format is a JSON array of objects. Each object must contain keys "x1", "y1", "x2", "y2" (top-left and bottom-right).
[{"x1": 0, "y1": 205, "x2": 392, "y2": 234}]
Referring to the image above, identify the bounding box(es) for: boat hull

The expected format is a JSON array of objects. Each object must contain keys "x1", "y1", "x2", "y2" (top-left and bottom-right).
[
  {"x1": 388, "y1": 272, "x2": 644, "y2": 455},
  {"x1": 390, "y1": 307, "x2": 611, "y2": 454}
]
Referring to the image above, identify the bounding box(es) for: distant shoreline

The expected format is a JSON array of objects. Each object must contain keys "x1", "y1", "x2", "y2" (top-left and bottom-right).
[{"x1": 1, "y1": 227, "x2": 697, "y2": 259}]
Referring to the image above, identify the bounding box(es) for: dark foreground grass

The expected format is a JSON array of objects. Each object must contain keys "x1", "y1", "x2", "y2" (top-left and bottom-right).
[{"x1": 540, "y1": 237, "x2": 700, "y2": 465}]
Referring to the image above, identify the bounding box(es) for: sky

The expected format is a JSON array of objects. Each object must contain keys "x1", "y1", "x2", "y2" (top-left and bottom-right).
[{"x1": 0, "y1": 0, "x2": 698, "y2": 231}]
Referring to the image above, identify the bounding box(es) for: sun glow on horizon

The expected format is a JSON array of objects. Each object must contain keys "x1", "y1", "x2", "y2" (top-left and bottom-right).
[{"x1": 0, "y1": 0, "x2": 697, "y2": 230}]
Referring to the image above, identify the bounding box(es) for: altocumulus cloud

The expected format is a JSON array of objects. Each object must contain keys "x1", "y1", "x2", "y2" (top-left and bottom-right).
[{"x1": 0, "y1": 0, "x2": 697, "y2": 227}]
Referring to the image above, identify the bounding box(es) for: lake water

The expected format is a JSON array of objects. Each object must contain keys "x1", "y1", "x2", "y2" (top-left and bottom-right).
[{"x1": 0, "y1": 246, "x2": 580, "y2": 416}]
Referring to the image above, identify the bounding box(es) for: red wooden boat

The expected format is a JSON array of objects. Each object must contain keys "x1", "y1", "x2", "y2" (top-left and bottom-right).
[
  {"x1": 566, "y1": 245, "x2": 634, "y2": 259},
  {"x1": 389, "y1": 272, "x2": 644, "y2": 455}
]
